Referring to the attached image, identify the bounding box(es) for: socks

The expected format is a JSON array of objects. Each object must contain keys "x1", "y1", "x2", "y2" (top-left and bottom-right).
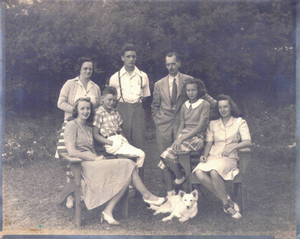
[{"x1": 174, "y1": 176, "x2": 185, "y2": 185}]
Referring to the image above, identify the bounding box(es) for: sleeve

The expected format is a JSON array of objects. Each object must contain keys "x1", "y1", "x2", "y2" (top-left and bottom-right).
[
  {"x1": 199, "y1": 101, "x2": 210, "y2": 119},
  {"x1": 141, "y1": 72, "x2": 151, "y2": 97},
  {"x1": 93, "y1": 110, "x2": 103, "y2": 129},
  {"x1": 206, "y1": 121, "x2": 214, "y2": 142},
  {"x1": 151, "y1": 82, "x2": 161, "y2": 117},
  {"x1": 109, "y1": 73, "x2": 118, "y2": 88},
  {"x1": 180, "y1": 102, "x2": 186, "y2": 122},
  {"x1": 64, "y1": 121, "x2": 77, "y2": 146},
  {"x1": 57, "y1": 80, "x2": 73, "y2": 113},
  {"x1": 116, "y1": 111, "x2": 124, "y2": 130},
  {"x1": 94, "y1": 85, "x2": 102, "y2": 110},
  {"x1": 202, "y1": 94, "x2": 217, "y2": 109},
  {"x1": 238, "y1": 119, "x2": 251, "y2": 141}
]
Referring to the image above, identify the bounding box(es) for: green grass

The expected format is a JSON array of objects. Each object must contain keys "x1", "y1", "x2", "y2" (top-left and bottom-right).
[{"x1": 2, "y1": 102, "x2": 296, "y2": 238}]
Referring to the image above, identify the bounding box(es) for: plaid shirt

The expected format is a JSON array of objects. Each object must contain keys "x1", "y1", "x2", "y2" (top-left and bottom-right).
[{"x1": 93, "y1": 106, "x2": 123, "y2": 137}]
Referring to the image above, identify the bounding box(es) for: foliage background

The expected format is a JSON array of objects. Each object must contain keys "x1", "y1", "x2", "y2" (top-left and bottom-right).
[{"x1": 3, "y1": 0, "x2": 296, "y2": 113}]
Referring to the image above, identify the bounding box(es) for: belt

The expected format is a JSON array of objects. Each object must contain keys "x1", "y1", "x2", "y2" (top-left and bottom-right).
[{"x1": 105, "y1": 132, "x2": 121, "y2": 138}]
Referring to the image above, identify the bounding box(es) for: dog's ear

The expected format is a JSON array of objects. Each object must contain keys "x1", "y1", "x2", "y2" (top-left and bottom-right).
[
  {"x1": 178, "y1": 190, "x2": 185, "y2": 198},
  {"x1": 191, "y1": 189, "x2": 199, "y2": 198}
]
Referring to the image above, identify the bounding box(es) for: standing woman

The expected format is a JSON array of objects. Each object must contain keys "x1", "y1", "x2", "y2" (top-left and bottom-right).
[
  {"x1": 58, "y1": 57, "x2": 101, "y2": 120},
  {"x1": 192, "y1": 94, "x2": 252, "y2": 219}
]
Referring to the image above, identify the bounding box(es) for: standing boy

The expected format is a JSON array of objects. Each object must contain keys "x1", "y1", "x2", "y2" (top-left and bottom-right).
[
  {"x1": 109, "y1": 44, "x2": 150, "y2": 180},
  {"x1": 93, "y1": 86, "x2": 145, "y2": 168}
]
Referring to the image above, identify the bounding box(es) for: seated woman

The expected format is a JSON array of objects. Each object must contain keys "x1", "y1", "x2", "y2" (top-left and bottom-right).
[
  {"x1": 64, "y1": 97, "x2": 166, "y2": 225},
  {"x1": 192, "y1": 94, "x2": 252, "y2": 219}
]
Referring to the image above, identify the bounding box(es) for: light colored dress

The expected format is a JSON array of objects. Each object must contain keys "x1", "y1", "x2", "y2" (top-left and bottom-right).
[
  {"x1": 193, "y1": 117, "x2": 251, "y2": 180},
  {"x1": 64, "y1": 120, "x2": 136, "y2": 210},
  {"x1": 158, "y1": 99, "x2": 210, "y2": 171}
]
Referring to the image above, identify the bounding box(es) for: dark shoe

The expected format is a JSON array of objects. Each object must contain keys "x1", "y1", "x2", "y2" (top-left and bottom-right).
[{"x1": 223, "y1": 203, "x2": 242, "y2": 219}]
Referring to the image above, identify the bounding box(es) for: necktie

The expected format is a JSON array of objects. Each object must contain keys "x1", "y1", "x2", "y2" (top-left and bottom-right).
[{"x1": 171, "y1": 78, "x2": 177, "y2": 107}]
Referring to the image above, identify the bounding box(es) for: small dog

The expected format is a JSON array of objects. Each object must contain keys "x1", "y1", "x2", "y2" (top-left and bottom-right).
[{"x1": 148, "y1": 189, "x2": 198, "y2": 222}]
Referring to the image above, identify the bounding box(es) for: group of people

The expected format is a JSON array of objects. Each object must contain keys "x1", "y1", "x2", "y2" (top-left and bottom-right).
[{"x1": 57, "y1": 43, "x2": 252, "y2": 224}]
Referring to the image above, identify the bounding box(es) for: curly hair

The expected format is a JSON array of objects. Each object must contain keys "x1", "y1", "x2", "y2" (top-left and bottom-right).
[
  {"x1": 75, "y1": 57, "x2": 95, "y2": 77},
  {"x1": 72, "y1": 97, "x2": 95, "y2": 122},
  {"x1": 183, "y1": 78, "x2": 207, "y2": 99},
  {"x1": 102, "y1": 86, "x2": 118, "y2": 97},
  {"x1": 216, "y1": 94, "x2": 241, "y2": 118},
  {"x1": 121, "y1": 44, "x2": 137, "y2": 56}
]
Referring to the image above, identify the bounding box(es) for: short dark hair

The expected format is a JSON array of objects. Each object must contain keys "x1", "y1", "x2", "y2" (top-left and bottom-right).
[
  {"x1": 216, "y1": 94, "x2": 241, "y2": 118},
  {"x1": 165, "y1": 52, "x2": 180, "y2": 62},
  {"x1": 183, "y1": 78, "x2": 207, "y2": 99},
  {"x1": 102, "y1": 86, "x2": 118, "y2": 97},
  {"x1": 121, "y1": 44, "x2": 137, "y2": 56},
  {"x1": 72, "y1": 97, "x2": 95, "y2": 122},
  {"x1": 75, "y1": 57, "x2": 95, "y2": 77}
]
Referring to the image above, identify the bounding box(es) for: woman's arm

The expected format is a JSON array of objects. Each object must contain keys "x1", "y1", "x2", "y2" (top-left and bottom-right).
[
  {"x1": 222, "y1": 140, "x2": 252, "y2": 157},
  {"x1": 199, "y1": 141, "x2": 213, "y2": 162},
  {"x1": 66, "y1": 140, "x2": 102, "y2": 161},
  {"x1": 57, "y1": 80, "x2": 74, "y2": 113}
]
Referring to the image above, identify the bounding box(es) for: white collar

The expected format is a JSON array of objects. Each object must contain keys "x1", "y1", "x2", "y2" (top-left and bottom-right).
[
  {"x1": 185, "y1": 99, "x2": 204, "y2": 109},
  {"x1": 168, "y1": 73, "x2": 179, "y2": 83},
  {"x1": 120, "y1": 66, "x2": 142, "y2": 77}
]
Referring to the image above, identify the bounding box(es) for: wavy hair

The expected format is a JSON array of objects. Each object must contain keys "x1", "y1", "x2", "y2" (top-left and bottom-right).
[
  {"x1": 72, "y1": 97, "x2": 95, "y2": 122},
  {"x1": 75, "y1": 57, "x2": 95, "y2": 77},
  {"x1": 183, "y1": 78, "x2": 207, "y2": 99},
  {"x1": 216, "y1": 94, "x2": 241, "y2": 118}
]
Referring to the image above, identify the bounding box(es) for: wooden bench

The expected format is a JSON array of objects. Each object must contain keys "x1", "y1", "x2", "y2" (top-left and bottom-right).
[
  {"x1": 57, "y1": 146, "x2": 137, "y2": 227},
  {"x1": 178, "y1": 148, "x2": 251, "y2": 212}
]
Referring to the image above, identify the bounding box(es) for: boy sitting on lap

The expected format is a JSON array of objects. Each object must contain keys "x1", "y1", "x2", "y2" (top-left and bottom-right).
[{"x1": 93, "y1": 86, "x2": 145, "y2": 168}]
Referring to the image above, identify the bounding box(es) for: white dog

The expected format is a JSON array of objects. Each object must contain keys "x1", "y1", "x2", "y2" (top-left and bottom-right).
[{"x1": 148, "y1": 189, "x2": 199, "y2": 222}]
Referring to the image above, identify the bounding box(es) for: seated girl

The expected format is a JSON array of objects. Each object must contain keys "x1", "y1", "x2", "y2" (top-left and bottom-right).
[
  {"x1": 192, "y1": 94, "x2": 252, "y2": 219},
  {"x1": 158, "y1": 78, "x2": 210, "y2": 196},
  {"x1": 64, "y1": 97, "x2": 166, "y2": 225}
]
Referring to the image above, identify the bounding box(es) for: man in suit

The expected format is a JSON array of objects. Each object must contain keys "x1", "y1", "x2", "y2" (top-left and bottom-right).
[{"x1": 151, "y1": 52, "x2": 216, "y2": 195}]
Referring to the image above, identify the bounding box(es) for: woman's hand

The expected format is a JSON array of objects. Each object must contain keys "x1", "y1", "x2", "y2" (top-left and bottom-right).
[
  {"x1": 222, "y1": 143, "x2": 237, "y2": 157},
  {"x1": 95, "y1": 155, "x2": 105, "y2": 161},
  {"x1": 173, "y1": 138, "x2": 183, "y2": 151},
  {"x1": 200, "y1": 155, "x2": 207, "y2": 163}
]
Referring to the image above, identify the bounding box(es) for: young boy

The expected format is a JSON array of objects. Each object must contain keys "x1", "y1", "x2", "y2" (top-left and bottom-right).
[{"x1": 93, "y1": 86, "x2": 145, "y2": 168}]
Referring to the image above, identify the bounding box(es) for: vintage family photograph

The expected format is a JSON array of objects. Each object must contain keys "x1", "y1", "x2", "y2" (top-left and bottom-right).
[{"x1": 1, "y1": 0, "x2": 297, "y2": 238}]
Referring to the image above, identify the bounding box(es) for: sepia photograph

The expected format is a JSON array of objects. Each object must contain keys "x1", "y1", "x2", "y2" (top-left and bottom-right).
[{"x1": 1, "y1": 0, "x2": 297, "y2": 238}]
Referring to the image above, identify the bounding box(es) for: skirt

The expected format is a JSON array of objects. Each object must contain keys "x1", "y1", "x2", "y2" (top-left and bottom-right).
[
  {"x1": 192, "y1": 156, "x2": 239, "y2": 181},
  {"x1": 158, "y1": 127, "x2": 205, "y2": 171},
  {"x1": 81, "y1": 158, "x2": 136, "y2": 210}
]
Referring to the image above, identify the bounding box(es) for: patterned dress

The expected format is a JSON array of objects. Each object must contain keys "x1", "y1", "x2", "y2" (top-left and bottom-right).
[
  {"x1": 192, "y1": 117, "x2": 251, "y2": 180},
  {"x1": 64, "y1": 120, "x2": 136, "y2": 210},
  {"x1": 158, "y1": 99, "x2": 210, "y2": 170}
]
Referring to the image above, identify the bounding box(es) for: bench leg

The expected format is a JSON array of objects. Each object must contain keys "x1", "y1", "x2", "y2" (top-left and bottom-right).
[
  {"x1": 71, "y1": 163, "x2": 82, "y2": 227},
  {"x1": 57, "y1": 180, "x2": 76, "y2": 204}
]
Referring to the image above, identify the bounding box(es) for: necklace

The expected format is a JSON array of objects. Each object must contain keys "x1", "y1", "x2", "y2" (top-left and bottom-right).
[{"x1": 75, "y1": 119, "x2": 93, "y2": 146}]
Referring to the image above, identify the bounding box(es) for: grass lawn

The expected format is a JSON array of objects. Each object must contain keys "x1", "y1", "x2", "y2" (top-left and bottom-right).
[{"x1": 2, "y1": 104, "x2": 296, "y2": 238}]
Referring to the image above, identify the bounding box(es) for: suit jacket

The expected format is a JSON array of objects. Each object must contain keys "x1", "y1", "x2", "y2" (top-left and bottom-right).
[{"x1": 151, "y1": 72, "x2": 193, "y2": 132}]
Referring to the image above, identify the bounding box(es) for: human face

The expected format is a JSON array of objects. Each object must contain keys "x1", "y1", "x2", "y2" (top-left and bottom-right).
[
  {"x1": 186, "y1": 83, "x2": 198, "y2": 103},
  {"x1": 77, "y1": 101, "x2": 91, "y2": 121},
  {"x1": 121, "y1": 51, "x2": 137, "y2": 69},
  {"x1": 79, "y1": 62, "x2": 93, "y2": 79},
  {"x1": 166, "y1": 56, "x2": 181, "y2": 77},
  {"x1": 218, "y1": 100, "x2": 232, "y2": 118},
  {"x1": 102, "y1": 93, "x2": 117, "y2": 111}
]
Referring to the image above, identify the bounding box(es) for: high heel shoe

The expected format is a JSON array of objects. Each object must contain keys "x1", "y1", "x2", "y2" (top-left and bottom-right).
[
  {"x1": 100, "y1": 212, "x2": 120, "y2": 225},
  {"x1": 143, "y1": 197, "x2": 167, "y2": 206}
]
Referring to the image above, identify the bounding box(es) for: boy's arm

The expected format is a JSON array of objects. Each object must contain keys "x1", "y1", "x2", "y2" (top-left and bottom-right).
[{"x1": 92, "y1": 125, "x2": 113, "y2": 146}]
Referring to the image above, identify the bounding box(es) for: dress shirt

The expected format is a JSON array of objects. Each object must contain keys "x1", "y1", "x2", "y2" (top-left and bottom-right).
[
  {"x1": 74, "y1": 79, "x2": 98, "y2": 106},
  {"x1": 168, "y1": 73, "x2": 179, "y2": 98},
  {"x1": 109, "y1": 66, "x2": 150, "y2": 103}
]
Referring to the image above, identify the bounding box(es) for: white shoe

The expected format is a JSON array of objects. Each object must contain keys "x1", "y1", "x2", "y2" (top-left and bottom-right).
[
  {"x1": 66, "y1": 195, "x2": 74, "y2": 209},
  {"x1": 223, "y1": 203, "x2": 242, "y2": 219},
  {"x1": 227, "y1": 195, "x2": 240, "y2": 212}
]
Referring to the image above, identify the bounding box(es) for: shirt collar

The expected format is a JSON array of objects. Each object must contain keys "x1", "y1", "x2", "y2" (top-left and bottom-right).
[
  {"x1": 120, "y1": 66, "x2": 142, "y2": 77},
  {"x1": 185, "y1": 99, "x2": 204, "y2": 109},
  {"x1": 216, "y1": 116, "x2": 234, "y2": 128},
  {"x1": 98, "y1": 105, "x2": 117, "y2": 115},
  {"x1": 168, "y1": 73, "x2": 179, "y2": 84},
  {"x1": 75, "y1": 76, "x2": 94, "y2": 88}
]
